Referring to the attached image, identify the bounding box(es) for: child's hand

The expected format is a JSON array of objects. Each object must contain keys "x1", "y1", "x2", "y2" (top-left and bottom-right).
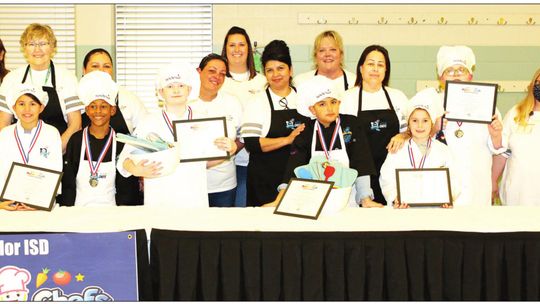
[
  {"x1": 393, "y1": 199, "x2": 409, "y2": 209},
  {"x1": 360, "y1": 197, "x2": 384, "y2": 208},
  {"x1": 125, "y1": 159, "x2": 163, "y2": 178}
]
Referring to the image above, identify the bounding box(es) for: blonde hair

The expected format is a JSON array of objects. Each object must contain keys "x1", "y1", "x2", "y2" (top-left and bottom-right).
[
  {"x1": 514, "y1": 68, "x2": 540, "y2": 126},
  {"x1": 312, "y1": 30, "x2": 344, "y2": 69},
  {"x1": 19, "y1": 23, "x2": 57, "y2": 57}
]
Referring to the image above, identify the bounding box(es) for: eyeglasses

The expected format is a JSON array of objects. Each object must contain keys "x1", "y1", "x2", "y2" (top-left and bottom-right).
[
  {"x1": 279, "y1": 98, "x2": 289, "y2": 110},
  {"x1": 25, "y1": 41, "x2": 50, "y2": 49},
  {"x1": 444, "y1": 67, "x2": 469, "y2": 77}
]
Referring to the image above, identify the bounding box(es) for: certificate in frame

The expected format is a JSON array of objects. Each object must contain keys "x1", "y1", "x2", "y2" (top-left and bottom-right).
[
  {"x1": 396, "y1": 168, "x2": 453, "y2": 207},
  {"x1": 274, "y1": 178, "x2": 334, "y2": 220},
  {"x1": 0, "y1": 162, "x2": 63, "y2": 211},
  {"x1": 173, "y1": 117, "x2": 230, "y2": 163},
  {"x1": 443, "y1": 80, "x2": 498, "y2": 124}
]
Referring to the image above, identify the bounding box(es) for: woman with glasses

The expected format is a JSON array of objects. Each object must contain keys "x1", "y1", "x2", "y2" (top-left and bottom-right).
[
  {"x1": 0, "y1": 23, "x2": 83, "y2": 152},
  {"x1": 240, "y1": 40, "x2": 307, "y2": 207},
  {"x1": 294, "y1": 30, "x2": 355, "y2": 99},
  {"x1": 0, "y1": 38, "x2": 9, "y2": 84},
  {"x1": 80, "y1": 48, "x2": 148, "y2": 136},
  {"x1": 491, "y1": 68, "x2": 540, "y2": 206},
  {"x1": 340, "y1": 45, "x2": 410, "y2": 206},
  {"x1": 409, "y1": 45, "x2": 504, "y2": 206},
  {"x1": 220, "y1": 26, "x2": 267, "y2": 207}
]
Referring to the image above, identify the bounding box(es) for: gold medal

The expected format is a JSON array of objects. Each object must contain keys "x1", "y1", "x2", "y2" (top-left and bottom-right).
[
  {"x1": 455, "y1": 129, "x2": 464, "y2": 138},
  {"x1": 89, "y1": 176, "x2": 99, "y2": 187}
]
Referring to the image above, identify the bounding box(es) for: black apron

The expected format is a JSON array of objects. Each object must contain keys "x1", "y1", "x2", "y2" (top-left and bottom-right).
[
  {"x1": 247, "y1": 88, "x2": 304, "y2": 207},
  {"x1": 82, "y1": 95, "x2": 130, "y2": 135},
  {"x1": 356, "y1": 85, "x2": 399, "y2": 205},
  {"x1": 314, "y1": 69, "x2": 349, "y2": 91},
  {"x1": 21, "y1": 61, "x2": 67, "y2": 135}
]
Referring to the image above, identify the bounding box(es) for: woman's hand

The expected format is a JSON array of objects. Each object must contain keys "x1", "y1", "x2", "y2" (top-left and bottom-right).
[
  {"x1": 386, "y1": 132, "x2": 409, "y2": 154},
  {"x1": 214, "y1": 137, "x2": 237, "y2": 154},
  {"x1": 287, "y1": 123, "x2": 306, "y2": 145}
]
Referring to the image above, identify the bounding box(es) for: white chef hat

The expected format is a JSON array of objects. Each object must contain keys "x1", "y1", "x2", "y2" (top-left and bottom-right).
[
  {"x1": 436, "y1": 45, "x2": 476, "y2": 77},
  {"x1": 78, "y1": 70, "x2": 118, "y2": 106},
  {"x1": 407, "y1": 89, "x2": 437, "y2": 123},
  {"x1": 5, "y1": 83, "x2": 48, "y2": 108},
  {"x1": 296, "y1": 75, "x2": 340, "y2": 119},
  {"x1": 155, "y1": 62, "x2": 200, "y2": 101},
  {"x1": 0, "y1": 266, "x2": 30, "y2": 296}
]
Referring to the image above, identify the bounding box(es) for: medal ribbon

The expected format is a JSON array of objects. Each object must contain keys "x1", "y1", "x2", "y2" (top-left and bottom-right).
[
  {"x1": 315, "y1": 117, "x2": 341, "y2": 160},
  {"x1": 408, "y1": 138, "x2": 432, "y2": 169},
  {"x1": 162, "y1": 107, "x2": 192, "y2": 135},
  {"x1": 84, "y1": 127, "x2": 115, "y2": 178},
  {"x1": 14, "y1": 120, "x2": 43, "y2": 164},
  {"x1": 457, "y1": 121, "x2": 463, "y2": 128}
]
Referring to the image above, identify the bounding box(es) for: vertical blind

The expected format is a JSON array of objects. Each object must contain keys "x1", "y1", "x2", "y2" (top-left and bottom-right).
[
  {"x1": 0, "y1": 5, "x2": 76, "y2": 72},
  {"x1": 115, "y1": 4, "x2": 213, "y2": 111}
]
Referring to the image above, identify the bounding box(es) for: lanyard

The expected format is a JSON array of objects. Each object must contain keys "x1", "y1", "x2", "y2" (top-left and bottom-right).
[
  {"x1": 162, "y1": 107, "x2": 192, "y2": 135},
  {"x1": 14, "y1": 120, "x2": 43, "y2": 164},
  {"x1": 315, "y1": 117, "x2": 340, "y2": 160},
  {"x1": 407, "y1": 138, "x2": 432, "y2": 169},
  {"x1": 84, "y1": 127, "x2": 115, "y2": 177}
]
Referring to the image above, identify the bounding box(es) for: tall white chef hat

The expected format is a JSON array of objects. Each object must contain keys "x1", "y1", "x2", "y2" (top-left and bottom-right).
[
  {"x1": 407, "y1": 88, "x2": 437, "y2": 123},
  {"x1": 5, "y1": 83, "x2": 48, "y2": 108},
  {"x1": 155, "y1": 62, "x2": 200, "y2": 101},
  {"x1": 296, "y1": 75, "x2": 340, "y2": 119},
  {"x1": 0, "y1": 266, "x2": 31, "y2": 296},
  {"x1": 78, "y1": 70, "x2": 119, "y2": 106},
  {"x1": 436, "y1": 45, "x2": 476, "y2": 77}
]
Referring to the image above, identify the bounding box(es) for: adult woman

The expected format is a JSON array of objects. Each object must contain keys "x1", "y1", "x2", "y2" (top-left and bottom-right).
[
  {"x1": 220, "y1": 26, "x2": 267, "y2": 207},
  {"x1": 492, "y1": 68, "x2": 540, "y2": 206},
  {"x1": 340, "y1": 45, "x2": 409, "y2": 205},
  {"x1": 241, "y1": 40, "x2": 306, "y2": 206},
  {"x1": 190, "y1": 53, "x2": 243, "y2": 207},
  {"x1": 81, "y1": 48, "x2": 148, "y2": 135},
  {"x1": 294, "y1": 30, "x2": 355, "y2": 98},
  {"x1": 0, "y1": 38, "x2": 9, "y2": 84},
  {"x1": 0, "y1": 23, "x2": 83, "y2": 152}
]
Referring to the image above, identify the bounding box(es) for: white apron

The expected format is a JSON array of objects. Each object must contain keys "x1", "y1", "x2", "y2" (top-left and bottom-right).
[{"x1": 75, "y1": 131, "x2": 117, "y2": 206}]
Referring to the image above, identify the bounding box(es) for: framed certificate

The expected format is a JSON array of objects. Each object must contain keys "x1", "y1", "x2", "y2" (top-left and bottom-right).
[
  {"x1": 173, "y1": 117, "x2": 229, "y2": 163},
  {"x1": 396, "y1": 168, "x2": 452, "y2": 207},
  {"x1": 0, "y1": 162, "x2": 63, "y2": 211},
  {"x1": 443, "y1": 80, "x2": 498, "y2": 124},
  {"x1": 274, "y1": 178, "x2": 334, "y2": 220}
]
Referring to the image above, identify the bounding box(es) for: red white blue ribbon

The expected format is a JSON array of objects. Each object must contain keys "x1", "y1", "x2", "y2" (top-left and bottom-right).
[
  {"x1": 408, "y1": 137, "x2": 432, "y2": 169},
  {"x1": 14, "y1": 120, "x2": 43, "y2": 164},
  {"x1": 315, "y1": 117, "x2": 340, "y2": 160},
  {"x1": 84, "y1": 126, "x2": 115, "y2": 177},
  {"x1": 162, "y1": 107, "x2": 192, "y2": 135}
]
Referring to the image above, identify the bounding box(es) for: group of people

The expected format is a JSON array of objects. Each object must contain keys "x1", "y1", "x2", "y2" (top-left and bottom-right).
[{"x1": 0, "y1": 22, "x2": 535, "y2": 211}]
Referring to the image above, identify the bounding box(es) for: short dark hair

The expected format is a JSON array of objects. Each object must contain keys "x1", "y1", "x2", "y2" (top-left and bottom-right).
[
  {"x1": 83, "y1": 48, "x2": 113, "y2": 69},
  {"x1": 220, "y1": 26, "x2": 256, "y2": 79},
  {"x1": 198, "y1": 53, "x2": 229, "y2": 73},
  {"x1": 354, "y1": 45, "x2": 391, "y2": 87}
]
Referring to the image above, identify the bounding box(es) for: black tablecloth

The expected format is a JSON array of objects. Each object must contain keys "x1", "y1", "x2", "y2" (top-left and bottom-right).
[{"x1": 150, "y1": 229, "x2": 540, "y2": 301}]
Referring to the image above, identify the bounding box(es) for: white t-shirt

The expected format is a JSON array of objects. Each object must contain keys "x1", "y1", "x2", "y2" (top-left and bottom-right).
[
  {"x1": 293, "y1": 69, "x2": 356, "y2": 100},
  {"x1": 241, "y1": 88, "x2": 298, "y2": 139},
  {"x1": 340, "y1": 86, "x2": 409, "y2": 132},
  {"x1": 190, "y1": 92, "x2": 243, "y2": 193},
  {"x1": 0, "y1": 64, "x2": 84, "y2": 120}
]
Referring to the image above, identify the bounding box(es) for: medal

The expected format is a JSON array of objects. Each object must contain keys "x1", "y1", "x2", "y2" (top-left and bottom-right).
[
  {"x1": 315, "y1": 118, "x2": 341, "y2": 182},
  {"x1": 455, "y1": 129, "x2": 464, "y2": 138},
  {"x1": 89, "y1": 176, "x2": 99, "y2": 187},
  {"x1": 83, "y1": 127, "x2": 115, "y2": 189}
]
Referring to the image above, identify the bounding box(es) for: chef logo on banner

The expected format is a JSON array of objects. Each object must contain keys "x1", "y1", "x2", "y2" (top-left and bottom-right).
[{"x1": 0, "y1": 231, "x2": 138, "y2": 301}]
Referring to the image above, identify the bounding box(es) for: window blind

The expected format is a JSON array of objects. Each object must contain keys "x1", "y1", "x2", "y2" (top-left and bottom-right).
[
  {"x1": 115, "y1": 4, "x2": 213, "y2": 111},
  {"x1": 0, "y1": 5, "x2": 76, "y2": 72}
]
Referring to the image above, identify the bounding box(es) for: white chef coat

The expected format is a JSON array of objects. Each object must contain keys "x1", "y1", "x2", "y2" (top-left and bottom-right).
[
  {"x1": 379, "y1": 138, "x2": 461, "y2": 204},
  {"x1": 0, "y1": 121, "x2": 63, "y2": 192},
  {"x1": 340, "y1": 86, "x2": 410, "y2": 132},
  {"x1": 189, "y1": 92, "x2": 243, "y2": 193},
  {"x1": 116, "y1": 87, "x2": 148, "y2": 134},
  {"x1": 412, "y1": 87, "x2": 505, "y2": 206},
  {"x1": 117, "y1": 110, "x2": 208, "y2": 207},
  {"x1": 499, "y1": 106, "x2": 540, "y2": 206}
]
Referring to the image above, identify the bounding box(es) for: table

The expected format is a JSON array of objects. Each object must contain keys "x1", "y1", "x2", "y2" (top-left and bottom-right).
[{"x1": 3, "y1": 206, "x2": 540, "y2": 300}]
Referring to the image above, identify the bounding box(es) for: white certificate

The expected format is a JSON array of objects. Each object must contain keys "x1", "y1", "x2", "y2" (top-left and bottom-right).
[
  {"x1": 274, "y1": 178, "x2": 334, "y2": 220},
  {"x1": 396, "y1": 168, "x2": 452, "y2": 207},
  {"x1": 443, "y1": 81, "x2": 498, "y2": 124},
  {"x1": 1, "y1": 162, "x2": 63, "y2": 211},
  {"x1": 173, "y1": 117, "x2": 229, "y2": 163}
]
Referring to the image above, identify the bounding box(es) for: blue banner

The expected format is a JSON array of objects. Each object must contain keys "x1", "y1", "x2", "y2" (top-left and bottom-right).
[{"x1": 0, "y1": 231, "x2": 138, "y2": 301}]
